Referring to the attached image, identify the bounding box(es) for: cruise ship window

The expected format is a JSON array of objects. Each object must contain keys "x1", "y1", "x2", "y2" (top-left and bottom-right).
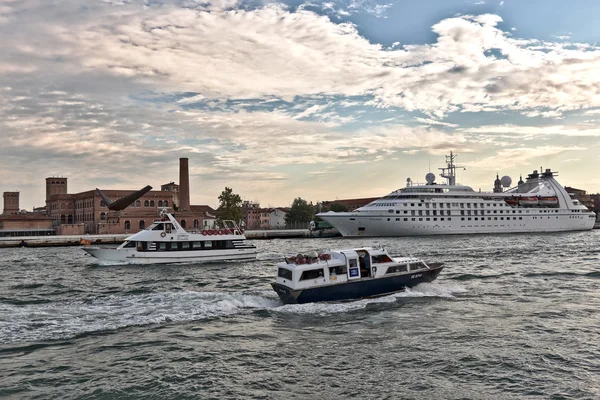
[
  {"x1": 448, "y1": 218, "x2": 452, "y2": 221},
  {"x1": 433, "y1": 210, "x2": 437, "y2": 216},
  {"x1": 519, "y1": 217, "x2": 522, "y2": 220},
  {"x1": 426, "y1": 210, "x2": 430, "y2": 216},
  {"x1": 494, "y1": 217, "x2": 498, "y2": 220},
  {"x1": 411, "y1": 211, "x2": 415, "y2": 215},
  {"x1": 404, "y1": 218, "x2": 408, "y2": 221},
  {"x1": 473, "y1": 210, "x2": 477, "y2": 215},
  {"x1": 426, "y1": 218, "x2": 430, "y2": 221},
  {"x1": 461, "y1": 217, "x2": 465, "y2": 220},
  {"x1": 467, "y1": 203, "x2": 471, "y2": 208},
  {"x1": 411, "y1": 218, "x2": 415, "y2": 221},
  {"x1": 419, "y1": 218, "x2": 423, "y2": 221},
  {"x1": 440, "y1": 203, "x2": 444, "y2": 208},
  {"x1": 411, "y1": 203, "x2": 414, "y2": 206},
  {"x1": 425, "y1": 203, "x2": 430, "y2": 208},
  {"x1": 461, "y1": 210, "x2": 464, "y2": 215},
  {"x1": 460, "y1": 203, "x2": 464, "y2": 208},
  {"x1": 433, "y1": 203, "x2": 437, "y2": 208},
  {"x1": 467, "y1": 210, "x2": 471, "y2": 215},
  {"x1": 441, "y1": 218, "x2": 444, "y2": 221},
  {"x1": 473, "y1": 203, "x2": 477, "y2": 208},
  {"x1": 419, "y1": 211, "x2": 423, "y2": 216},
  {"x1": 494, "y1": 210, "x2": 497, "y2": 214},
  {"x1": 404, "y1": 210, "x2": 408, "y2": 214}
]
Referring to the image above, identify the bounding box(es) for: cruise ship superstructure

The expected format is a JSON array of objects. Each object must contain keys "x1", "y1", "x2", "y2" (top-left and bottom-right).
[{"x1": 317, "y1": 153, "x2": 596, "y2": 237}]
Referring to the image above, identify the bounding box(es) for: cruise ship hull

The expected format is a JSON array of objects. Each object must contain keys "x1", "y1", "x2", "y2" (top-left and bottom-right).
[{"x1": 318, "y1": 212, "x2": 596, "y2": 237}]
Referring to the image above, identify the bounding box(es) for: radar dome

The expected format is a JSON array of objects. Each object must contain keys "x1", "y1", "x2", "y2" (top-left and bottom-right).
[
  {"x1": 501, "y1": 176, "x2": 512, "y2": 187},
  {"x1": 425, "y1": 172, "x2": 436, "y2": 184}
]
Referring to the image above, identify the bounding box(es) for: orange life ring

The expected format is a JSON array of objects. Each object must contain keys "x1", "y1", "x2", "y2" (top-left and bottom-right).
[{"x1": 201, "y1": 230, "x2": 208, "y2": 235}]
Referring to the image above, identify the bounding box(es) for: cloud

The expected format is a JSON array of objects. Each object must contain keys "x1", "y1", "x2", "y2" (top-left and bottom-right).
[
  {"x1": 462, "y1": 124, "x2": 600, "y2": 137},
  {"x1": 464, "y1": 145, "x2": 585, "y2": 169}
]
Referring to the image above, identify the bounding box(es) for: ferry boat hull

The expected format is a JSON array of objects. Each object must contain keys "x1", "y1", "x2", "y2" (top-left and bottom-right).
[
  {"x1": 272, "y1": 265, "x2": 442, "y2": 304},
  {"x1": 84, "y1": 247, "x2": 258, "y2": 264}
]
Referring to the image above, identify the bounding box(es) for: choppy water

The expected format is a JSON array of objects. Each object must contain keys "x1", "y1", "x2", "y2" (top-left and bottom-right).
[{"x1": 1, "y1": 231, "x2": 600, "y2": 399}]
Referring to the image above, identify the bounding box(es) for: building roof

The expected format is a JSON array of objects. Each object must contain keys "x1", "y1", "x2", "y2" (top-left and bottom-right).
[{"x1": 0, "y1": 214, "x2": 53, "y2": 221}]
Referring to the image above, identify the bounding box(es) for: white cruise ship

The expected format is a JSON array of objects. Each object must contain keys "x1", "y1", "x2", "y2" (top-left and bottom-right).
[{"x1": 317, "y1": 153, "x2": 596, "y2": 237}]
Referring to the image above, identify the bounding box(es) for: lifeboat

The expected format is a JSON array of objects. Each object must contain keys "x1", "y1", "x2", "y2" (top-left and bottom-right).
[
  {"x1": 518, "y1": 196, "x2": 539, "y2": 207},
  {"x1": 538, "y1": 196, "x2": 558, "y2": 207},
  {"x1": 504, "y1": 197, "x2": 519, "y2": 206}
]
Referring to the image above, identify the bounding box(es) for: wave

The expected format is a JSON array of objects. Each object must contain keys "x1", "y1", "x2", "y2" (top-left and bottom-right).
[{"x1": 450, "y1": 272, "x2": 518, "y2": 281}]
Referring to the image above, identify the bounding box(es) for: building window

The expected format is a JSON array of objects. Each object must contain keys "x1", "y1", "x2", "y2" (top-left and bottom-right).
[
  {"x1": 135, "y1": 200, "x2": 141, "y2": 207},
  {"x1": 124, "y1": 220, "x2": 131, "y2": 230},
  {"x1": 150, "y1": 200, "x2": 155, "y2": 207},
  {"x1": 180, "y1": 220, "x2": 186, "y2": 228},
  {"x1": 139, "y1": 220, "x2": 145, "y2": 229},
  {"x1": 164, "y1": 200, "x2": 168, "y2": 207},
  {"x1": 158, "y1": 200, "x2": 163, "y2": 207},
  {"x1": 194, "y1": 220, "x2": 199, "y2": 229},
  {"x1": 100, "y1": 212, "x2": 106, "y2": 220},
  {"x1": 144, "y1": 200, "x2": 149, "y2": 207}
]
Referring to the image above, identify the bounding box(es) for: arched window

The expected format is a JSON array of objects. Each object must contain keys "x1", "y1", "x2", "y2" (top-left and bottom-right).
[
  {"x1": 124, "y1": 220, "x2": 131, "y2": 230},
  {"x1": 100, "y1": 212, "x2": 106, "y2": 220},
  {"x1": 180, "y1": 220, "x2": 186, "y2": 228},
  {"x1": 144, "y1": 200, "x2": 149, "y2": 207},
  {"x1": 158, "y1": 200, "x2": 163, "y2": 207},
  {"x1": 135, "y1": 200, "x2": 141, "y2": 207},
  {"x1": 150, "y1": 200, "x2": 155, "y2": 207},
  {"x1": 193, "y1": 219, "x2": 199, "y2": 229},
  {"x1": 164, "y1": 200, "x2": 168, "y2": 207},
  {"x1": 60, "y1": 215, "x2": 66, "y2": 224},
  {"x1": 139, "y1": 220, "x2": 145, "y2": 229},
  {"x1": 67, "y1": 215, "x2": 73, "y2": 224}
]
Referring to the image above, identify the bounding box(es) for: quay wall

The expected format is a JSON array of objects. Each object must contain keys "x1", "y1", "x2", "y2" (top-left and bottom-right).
[{"x1": 0, "y1": 229, "x2": 312, "y2": 248}]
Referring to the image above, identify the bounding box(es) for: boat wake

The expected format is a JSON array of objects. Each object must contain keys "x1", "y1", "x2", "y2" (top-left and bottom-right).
[
  {"x1": 1, "y1": 290, "x2": 280, "y2": 344},
  {"x1": 1, "y1": 283, "x2": 466, "y2": 344}
]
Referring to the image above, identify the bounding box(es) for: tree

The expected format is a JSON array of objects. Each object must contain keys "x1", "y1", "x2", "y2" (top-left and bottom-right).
[
  {"x1": 327, "y1": 202, "x2": 348, "y2": 213},
  {"x1": 285, "y1": 197, "x2": 315, "y2": 226},
  {"x1": 216, "y1": 187, "x2": 242, "y2": 224}
]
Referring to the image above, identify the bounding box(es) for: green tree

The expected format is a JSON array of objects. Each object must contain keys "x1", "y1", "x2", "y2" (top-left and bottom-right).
[
  {"x1": 216, "y1": 187, "x2": 243, "y2": 224},
  {"x1": 285, "y1": 197, "x2": 315, "y2": 226},
  {"x1": 327, "y1": 202, "x2": 348, "y2": 212}
]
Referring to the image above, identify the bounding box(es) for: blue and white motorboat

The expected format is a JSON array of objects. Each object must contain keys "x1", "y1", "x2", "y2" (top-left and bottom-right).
[{"x1": 271, "y1": 246, "x2": 443, "y2": 304}]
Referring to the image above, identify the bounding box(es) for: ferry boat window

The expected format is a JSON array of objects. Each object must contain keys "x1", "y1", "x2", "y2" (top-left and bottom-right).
[
  {"x1": 181, "y1": 242, "x2": 190, "y2": 250},
  {"x1": 159, "y1": 242, "x2": 167, "y2": 251},
  {"x1": 123, "y1": 241, "x2": 136, "y2": 248},
  {"x1": 205, "y1": 241, "x2": 212, "y2": 249},
  {"x1": 300, "y1": 269, "x2": 324, "y2": 281},
  {"x1": 372, "y1": 254, "x2": 393, "y2": 263},
  {"x1": 191, "y1": 241, "x2": 202, "y2": 249},
  {"x1": 165, "y1": 223, "x2": 172, "y2": 233},
  {"x1": 329, "y1": 265, "x2": 347, "y2": 275},
  {"x1": 152, "y1": 224, "x2": 162, "y2": 230},
  {"x1": 167, "y1": 242, "x2": 178, "y2": 251},
  {"x1": 410, "y1": 262, "x2": 427, "y2": 271},
  {"x1": 278, "y1": 268, "x2": 293, "y2": 280},
  {"x1": 386, "y1": 264, "x2": 408, "y2": 274}
]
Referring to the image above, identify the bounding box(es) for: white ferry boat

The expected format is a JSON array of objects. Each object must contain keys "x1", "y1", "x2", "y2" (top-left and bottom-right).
[
  {"x1": 83, "y1": 210, "x2": 257, "y2": 264},
  {"x1": 271, "y1": 246, "x2": 444, "y2": 304},
  {"x1": 317, "y1": 153, "x2": 596, "y2": 237}
]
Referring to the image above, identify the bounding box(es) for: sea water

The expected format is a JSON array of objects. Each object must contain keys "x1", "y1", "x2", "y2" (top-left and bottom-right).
[{"x1": 1, "y1": 231, "x2": 599, "y2": 399}]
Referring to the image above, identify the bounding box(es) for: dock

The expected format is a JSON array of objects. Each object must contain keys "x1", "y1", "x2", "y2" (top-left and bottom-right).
[{"x1": 0, "y1": 229, "x2": 312, "y2": 248}]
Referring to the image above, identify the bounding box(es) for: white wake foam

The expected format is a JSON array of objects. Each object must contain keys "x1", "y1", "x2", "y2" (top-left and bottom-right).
[{"x1": 1, "y1": 290, "x2": 280, "y2": 344}]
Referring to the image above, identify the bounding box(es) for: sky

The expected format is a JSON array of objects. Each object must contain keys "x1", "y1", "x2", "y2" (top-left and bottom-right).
[{"x1": 1, "y1": 0, "x2": 600, "y2": 211}]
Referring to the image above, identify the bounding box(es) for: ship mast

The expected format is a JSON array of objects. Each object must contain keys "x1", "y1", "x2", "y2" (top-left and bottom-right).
[{"x1": 438, "y1": 152, "x2": 465, "y2": 186}]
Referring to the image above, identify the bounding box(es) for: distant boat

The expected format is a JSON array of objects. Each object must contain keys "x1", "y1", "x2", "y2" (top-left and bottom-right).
[
  {"x1": 317, "y1": 153, "x2": 596, "y2": 237},
  {"x1": 271, "y1": 246, "x2": 443, "y2": 304},
  {"x1": 83, "y1": 210, "x2": 257, "y2": 264}
]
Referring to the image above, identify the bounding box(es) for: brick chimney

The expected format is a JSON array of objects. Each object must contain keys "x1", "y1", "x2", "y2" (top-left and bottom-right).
[
  {"x1": 179, "y1": 158, "x2": 190, "y2": 211},
  {"x1": 3, "y1": 191, "x2": 19, "y2": 215}
]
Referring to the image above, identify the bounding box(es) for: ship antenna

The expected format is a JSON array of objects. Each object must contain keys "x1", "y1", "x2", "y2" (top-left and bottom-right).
[{"x1": 438, "y1": 151, "x2": 465, "y2": 186}]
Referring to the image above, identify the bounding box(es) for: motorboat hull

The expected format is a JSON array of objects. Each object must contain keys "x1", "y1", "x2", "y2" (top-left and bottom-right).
[
  {"x1": 83, "y1": 247, "x2": 258, "y2": 264},
  {"x1": 272, "y1": 264, "x2": 443, "y2": 304}
]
